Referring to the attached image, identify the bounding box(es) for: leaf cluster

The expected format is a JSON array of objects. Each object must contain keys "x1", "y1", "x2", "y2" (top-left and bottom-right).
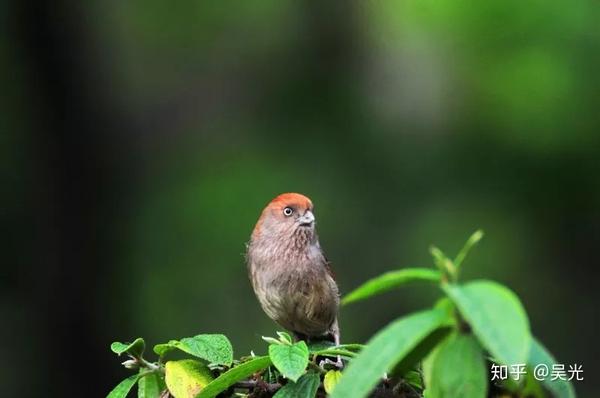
[
  {"x1": 107, "y1": 231, "x2": 575, "y2": 398},
  {"x1": 333, "y1": 230, "x2": 575, "y2": 398}
]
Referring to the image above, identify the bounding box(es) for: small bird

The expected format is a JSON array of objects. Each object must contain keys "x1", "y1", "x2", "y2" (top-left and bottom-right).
[{"x1": 246, "y1": 193, "x2": 340, "y2": 346}]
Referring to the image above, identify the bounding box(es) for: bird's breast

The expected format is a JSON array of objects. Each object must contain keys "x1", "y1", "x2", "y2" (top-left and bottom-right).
[{"x1": 247, "y1": 244, "x2": 339, "y2": 336}]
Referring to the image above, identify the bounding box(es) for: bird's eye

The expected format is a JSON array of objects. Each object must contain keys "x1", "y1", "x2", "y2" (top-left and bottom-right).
[{"x1": 283, "y1": 207, "x2": 294, "y2": 216}]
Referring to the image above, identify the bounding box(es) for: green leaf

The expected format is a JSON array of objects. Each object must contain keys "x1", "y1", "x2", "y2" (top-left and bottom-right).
[
  {"x1": 138, "y1": 372, "x2": 165, "y2": 398},
  {"x1": 111, "y1": 338, "x2": 146, "y2": 358},
  {"x1": 429, "y1": 247, "x2": 457, "y2": 281},
  {"x1": 335, "y1": 343, "x2": 365, "y2": 351},
  {"x1": 443, "y1": 280, "x2": 531, "y2": 366},
  {"x1": 342, "y1": 268, "x2": 441, "y2": 305},
  {"x1": 277, "y1": 331, "x2": 293, "y2": 345},
  {"x1": 179, "y1": 335, "x2": 233, "y2": 366},
  {"x1": 520, "y1": 370, "x2": 546, "y2": 398},
  {"x1": 307, "y1": 341, "x2": 335, "y2": 352},
  {"x1": 392, "y1": 326, "x2": 452, "y2": 377},
  {"x1": 528, "y1": 337, "x2": 576, "y2": 398},
  {"x1": 196, "y1": 356, "x2": 272, "y2": 398},
  {"x1": 309, "y1": 348, "x2": 357, "y2": 359},
  {"x1": 154, "y1": 334, "x2": 233, "y2": 366},
  {"x1": 273, "y1": 372, "x2": 320, "y2": 398},
  {"x1": 429, "y1": 246, "x2": 448, "y2": 266},
  {"x1": 403, "y1": 369, "x2": 423, "y2": 390},
  {"x1": 165, "y1": 359, "x2": 214, "y2": 398},
  {"x1": 307, "y1": 342, "x2": 364, "y2": 359},
  {"x1": 324, "y1": 370, "x2": 343, "y2": 394},
  {"x1": 330, "y1": 308, "x2": 453, "y2": 398},
  {"x1": 424, "y1": 333, "x2": 487, "y2": 398},
  {"x1": 153, "y1": 341, "x2": 178, "y2": 360},
  {"x1": 269, "y1": 341, "x2": 309, "y2": 382},
  {"x1": 107, "y1": 374, "x2": 142, "y2": 398},
  {"x1": 454, "y1": 230, "x2": 484, "y2": 269}
]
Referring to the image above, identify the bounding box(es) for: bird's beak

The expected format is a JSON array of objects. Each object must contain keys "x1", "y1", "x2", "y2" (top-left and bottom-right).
[{"x1": 297, "y1": 210, "x2": 315, "y2": 226}]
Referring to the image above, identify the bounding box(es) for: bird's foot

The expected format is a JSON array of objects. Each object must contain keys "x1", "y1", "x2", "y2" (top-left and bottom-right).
[{"x1": 318, "y1": 356, "x2": 344, "y2": 370}]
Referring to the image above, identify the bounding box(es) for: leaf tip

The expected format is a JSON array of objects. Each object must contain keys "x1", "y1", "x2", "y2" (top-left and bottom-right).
[{"x1": 471, "y1": 229, "x2": 484, "y2": 243}]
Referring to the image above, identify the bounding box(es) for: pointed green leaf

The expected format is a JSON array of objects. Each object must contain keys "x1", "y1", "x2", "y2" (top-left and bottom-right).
[
  {"x1": 273, "y1": 372, "x2": 320, "y2": 398},
  {"x1": 309, "y1": 348, "x2": 357, "y2": 359},
  {"x1": 330, "y1": 308, "x2": 453, "y2": 398},
  {"x1": 269, "y1": 341, "x2": 309, "y2": 382},
  {"x1": 453, "y1": 230, "x2": 484, "y2": 269},
  {"x1": 335, "y1": 343, "x2": 365, "y2": 351},
  {"x1": 443, "y1": 280, "x2": 531, "y2": 366},
  {"x1": 196, "y1": 356, "x2": 272, "y2": 398},
  {"x1": 111, "y1": 338, "x2": 146, "y2": 358},
  {"x1": 154, "y1": 334, "x2": 233, "y2": 366},
  {"x1": 424, "y1": 333, "x2": 487, "y2": 398},
  {"x1": 392, "y1": 326, "x2": 452, "y2": 377},
  {"x1": 307, "y1": 341, "x2": 365, "y2": 353},
  {"x1": 342, "y1": 268, "x2": 441, "y2": 305},
  {"x1": 107, "y1": 374, "x2": 142, "y2": 398},
  {"x1": 138, "y1": 371, "x2": 165, "y2": 398},
  {"x1": 528, "y1": 337, "x2": 576, "y2": 398},
  {"x1": 429, "y1": 247, "x2": 457, "y2": 280},
  {"x1": 429, "y1": 246, "x2": 452, "y2": 270}
]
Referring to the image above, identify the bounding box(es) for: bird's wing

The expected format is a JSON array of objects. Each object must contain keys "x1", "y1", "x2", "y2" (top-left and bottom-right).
[
  {"x1": 322, "y1": 253, "x2": 336, "y2": 280},
  {"x1": 316, "y1": 240, "x2": 336, "y2": 279}
]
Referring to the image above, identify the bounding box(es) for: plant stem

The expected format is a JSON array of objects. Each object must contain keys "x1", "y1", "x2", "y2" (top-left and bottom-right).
[{"x1": 137, "y1": 356, "x2": 163, "y2": 373}]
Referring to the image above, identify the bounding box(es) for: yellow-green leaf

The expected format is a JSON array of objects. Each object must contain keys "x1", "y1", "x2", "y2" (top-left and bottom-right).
[
  {"x1": 324, "y1": 370, "x2": 342, "y2": 394},
  {"x1": 165, "y1": 359, "x2": 214, "y2": 398}
]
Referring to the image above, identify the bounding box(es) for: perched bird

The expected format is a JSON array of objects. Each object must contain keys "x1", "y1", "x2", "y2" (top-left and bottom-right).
[{"x1": 246, "y1": 193, "x2": 340, "y2": 346}]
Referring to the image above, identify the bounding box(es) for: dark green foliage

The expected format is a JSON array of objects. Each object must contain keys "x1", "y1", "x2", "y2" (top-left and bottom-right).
[
  {"x1": 335, "y1": 231, "x2": 575, "y2": 398},
  {"x1": 273, "y1": 373, "x2": 320, "y2": 398},
  {"x1": 107, "y1": 232, "x2": 575, "y2": 398},
  {"x1": 423, "y1": 333, "x2": 487, "y2": 398},
  {"x1": 329, "y1": 308, "x2": 453, "y2": 398}
]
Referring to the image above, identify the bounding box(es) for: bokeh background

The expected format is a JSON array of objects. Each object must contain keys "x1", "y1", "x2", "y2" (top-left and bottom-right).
[{"x1": 2, "y1": 0, "x2": 599, "y2": 396}]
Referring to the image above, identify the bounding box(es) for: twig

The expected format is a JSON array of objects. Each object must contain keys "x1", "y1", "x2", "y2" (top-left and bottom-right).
[{"x1": 233, "y1": 379, "x2": 282, "y2": 393}]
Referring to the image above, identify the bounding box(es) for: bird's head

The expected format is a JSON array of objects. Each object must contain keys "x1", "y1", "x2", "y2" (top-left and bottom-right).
[{"x1": 252, "y1": 193, "x2": 316, "y2": 243}]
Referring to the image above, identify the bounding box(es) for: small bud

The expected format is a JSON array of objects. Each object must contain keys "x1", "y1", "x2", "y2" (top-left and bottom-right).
[
  {"x1": 121, "y1": 359, "x2": 139, "y2": 369},
  {"x1": 261, "y1": 336, "x2": 281, "y2": 345}
]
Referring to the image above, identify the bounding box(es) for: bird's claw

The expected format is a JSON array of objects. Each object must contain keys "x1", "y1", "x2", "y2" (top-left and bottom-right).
[{"x1": 318, "y1": 356, "x2": 344, "y2": 370}]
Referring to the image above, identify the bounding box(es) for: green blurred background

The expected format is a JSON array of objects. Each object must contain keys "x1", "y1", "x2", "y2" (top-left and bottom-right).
[{"x1": 2, "y1": 0, "x2": 599, "y2": 396}]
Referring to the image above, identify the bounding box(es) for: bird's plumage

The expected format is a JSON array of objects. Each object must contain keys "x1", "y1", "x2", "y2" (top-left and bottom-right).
[{"x1": 246, "y1": 193, "x2": 340, "y2": 343}]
